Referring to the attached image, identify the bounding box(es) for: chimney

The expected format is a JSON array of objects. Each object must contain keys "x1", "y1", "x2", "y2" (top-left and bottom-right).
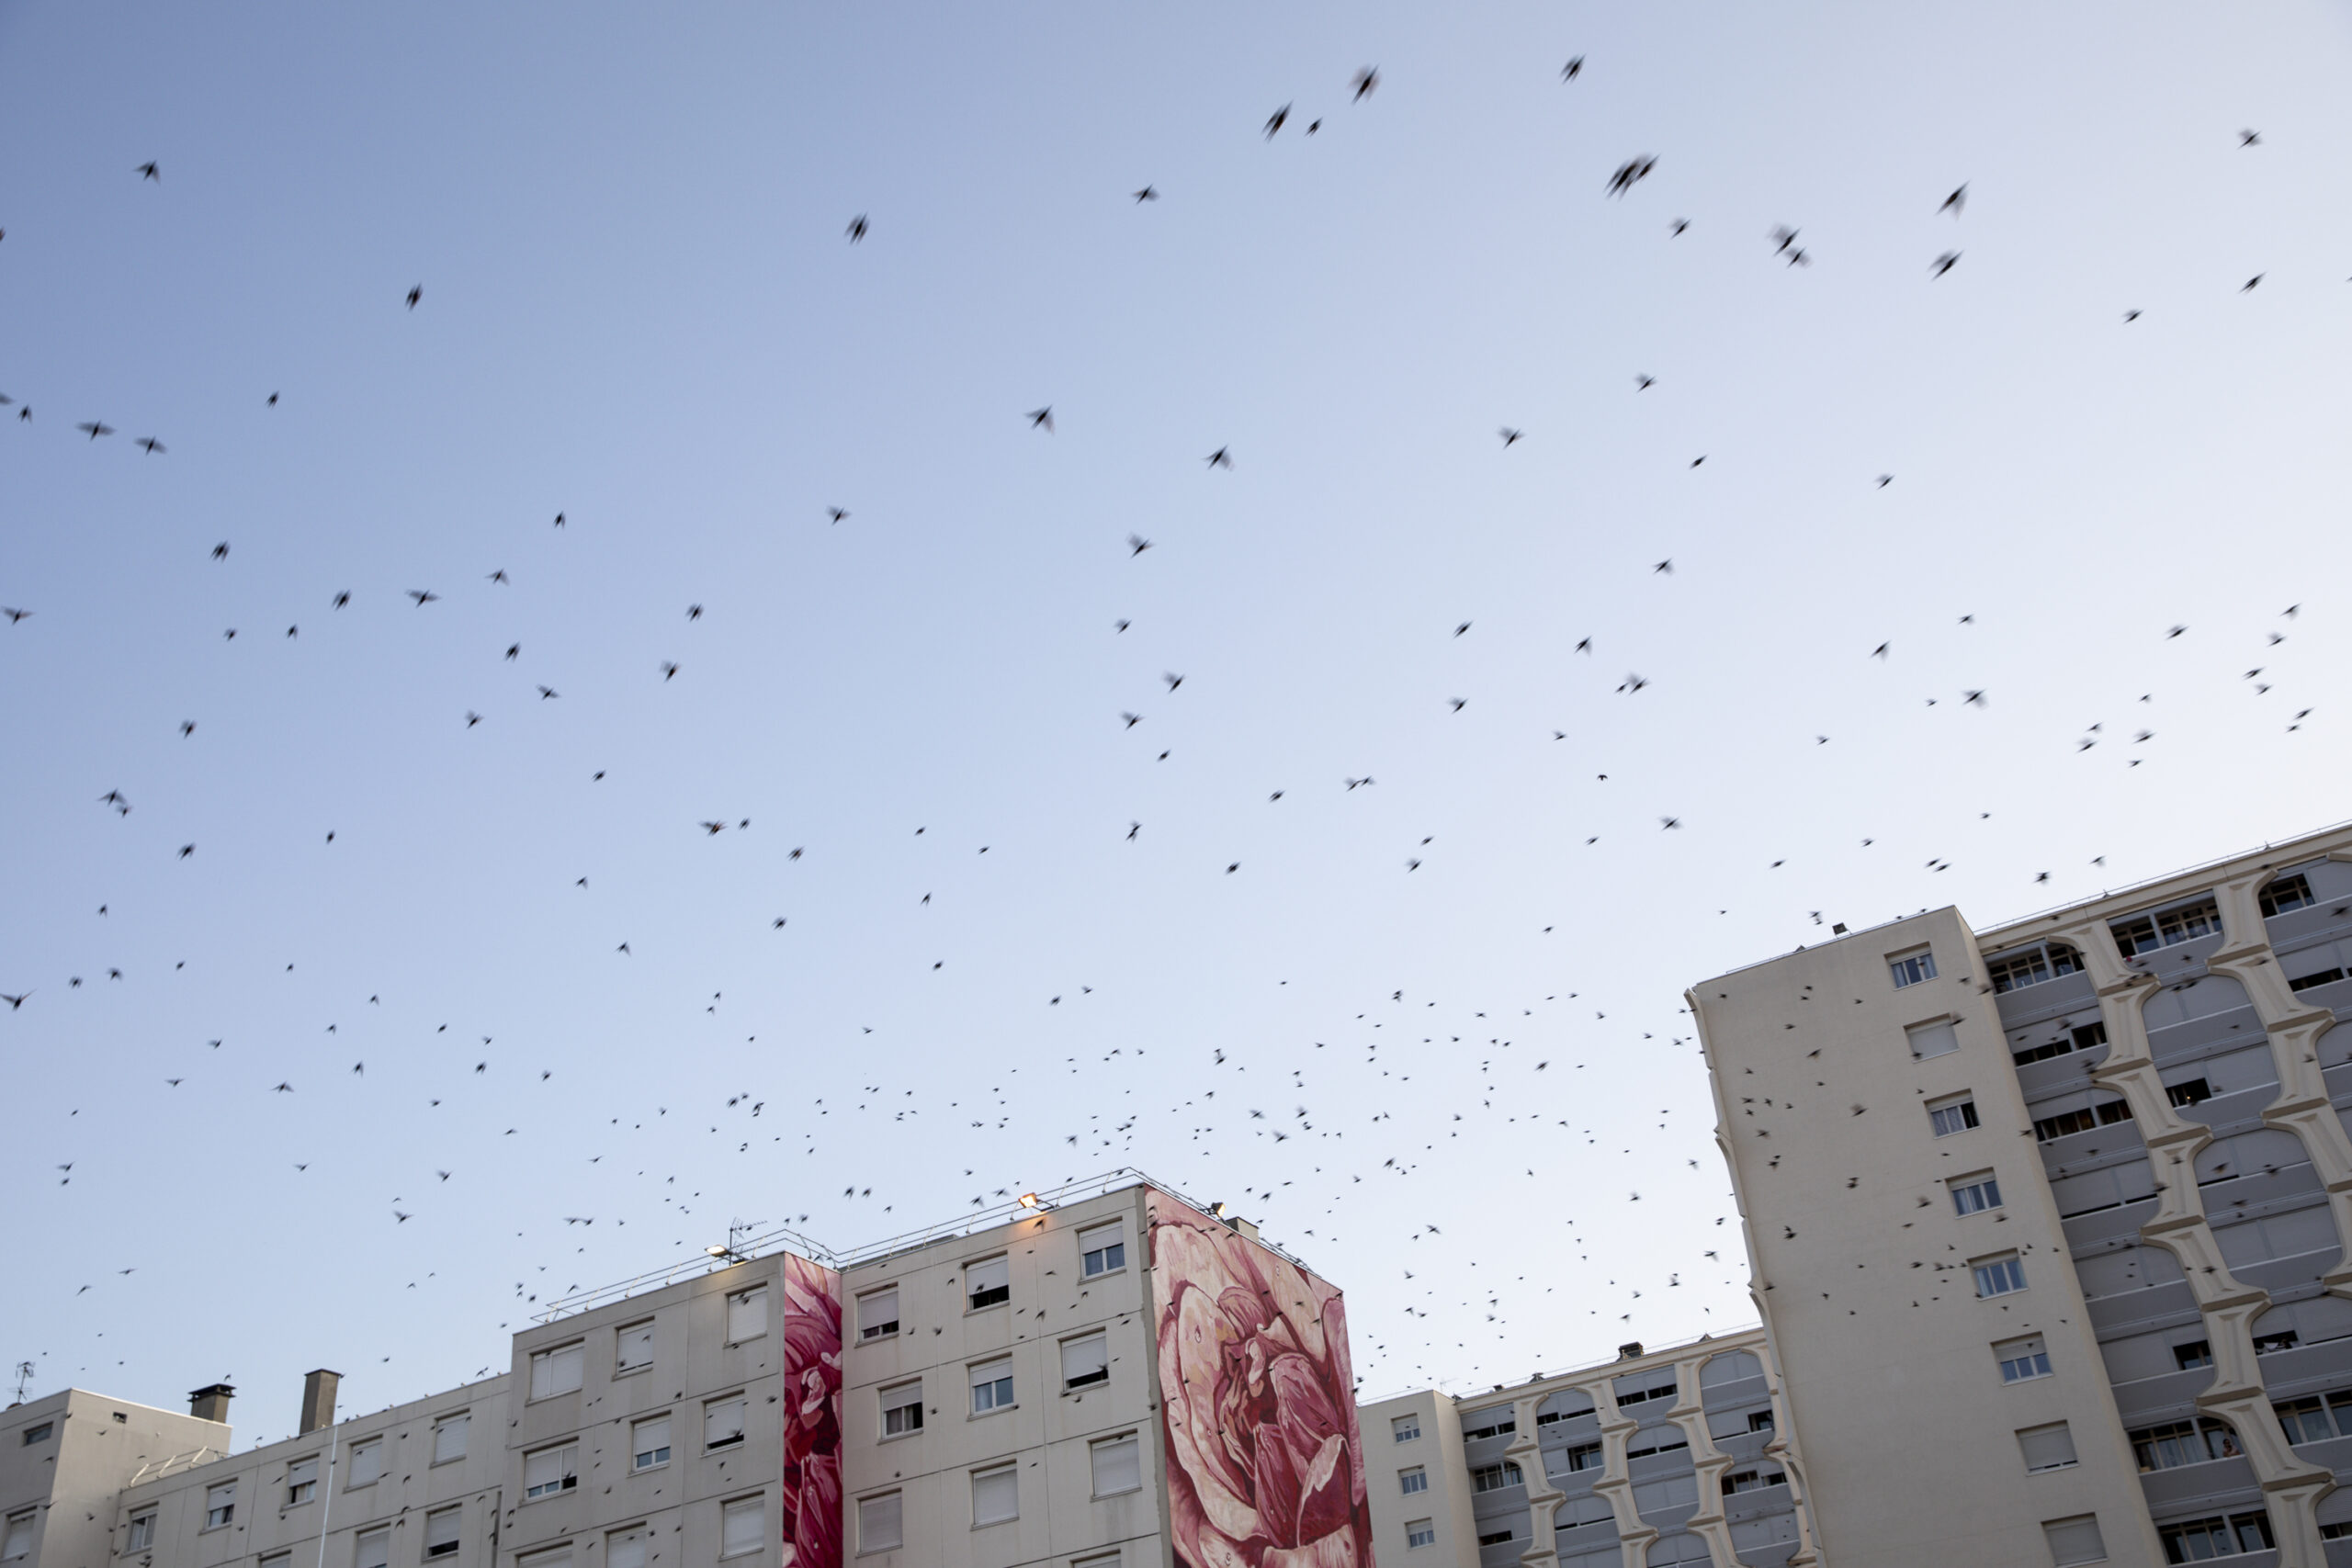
[
  {"x1": 299, "y1": 1371, "x2": 341, "y2": 1436},
  {"x1": 1616, "y1": 1342, "x2": 1645, "y2": 1361},
  {"x1": 189, "y1": 1383, "x2": 234, "y2": 1423}
]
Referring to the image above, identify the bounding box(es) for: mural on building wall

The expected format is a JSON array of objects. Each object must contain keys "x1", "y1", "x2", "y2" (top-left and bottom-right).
[
  {"x1": 1148, "y1": 1191, "x2": 1376, "y2": 1568},
  {"x1": 778, "y1": 1253, "x2": 843, "y2": 1568}
]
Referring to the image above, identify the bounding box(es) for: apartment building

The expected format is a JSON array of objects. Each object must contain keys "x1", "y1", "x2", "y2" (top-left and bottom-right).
[
  {"x1": 1691, "y1": 823, "x2": 2352, "y2": 1568},
  {"x1": 1358, "y1": 1328, "x2": 1818, "y2": 1568},
  {"x1": 12, "y1": 1174, "x2": 1376, "y2": 1568}
]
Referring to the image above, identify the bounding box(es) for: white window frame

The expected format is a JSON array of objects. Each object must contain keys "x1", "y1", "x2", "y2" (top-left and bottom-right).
[
  {"x1": 856, "y1": 1493, "x2": 902, "y2": 1555},
  {"x1": 615, "y1": 1320, "x2": 654, "y2": 1375},
  {"x1": 970, "y1": 1464, "x2": 1018, "y2": 1528},
  {"x1": 1951, "y1": 1172, "x2": 2003, "y2": 1216},
  {"x1": 604, "y1": 1531, "x2": 647, "y2": 1568},
  {"x1": 354, "y1": 1528, "x2": 390, "y2": 1568},
  {"x1": 727, "y1": 1287, "x2": 768, "y2": 1345},
  {"x1": 1927, "y1": 1094, "x2": 1978, "y2": 1137},
  {"x1": 1905, "y1": 1018, "x2": 1961, "y2": 1059},
  {"x1": 1973, "y1": 1254, "x2": 2027, "y2": 1299},
  {"x1": 516, "y1": 1549, "x2": 570, "y2": 1568},
  {"x1": 631, "y1": 1415, "x2": 672, "y2": 1472},
  {"x1": 1996, "y1": 1337, "x2": 2052, "y2": 1383},
  {"x1": 286, "y1": 1455, "x2": 319, "y2": 1506},
  {"x1": 128, "y1": 1513, "x2": 156, "y2": 1552},
  {"x1": 523, "y1": 1443, "x2": 579, "y2": 1501},
  {"x1": 970, "y1": 1358, "x2": 1014, "y2": 1415},
  {"x1": 2018, "y1": 1423, "x2": 2078, "y2": 1474},
  {"x1": 1392, "y1": 1413, "x2": 1420, "y2": 1443},
  {"x1": 1399, "y1": 1467, "x2": 1428, "y2": 1495},
  {"x1": 718, "y1": 1495, "x2": 764, "y2": 1560},
  {"x1": 704, "y1": 1394, "x2": 748, "y2": 1451},
  {"x1": 432, "y1": 1412, "x2": 469, "y2": 1465},
  {"x1": 966, "y1": 1255, "x2": 1011, "y2": 1311},
  {"x1": 423, "y1": 1506, "x2": 462, "y2": 1562},
  {"x1": 347, "y1": 1437, "x2": 384, "y2": 1487},
  {"x1": 856, "y1": 1287, "x2": 899, "y2": 1343},
  {"x1": 1089, "y1": 1433, "x2": 1142, "y2": 1498},
  {"x1": 880, "y1": 1382, "x2": 922, "y2": 1440},
  {"x1": 204, "y1": 1484, "x2": 236, "y2": 1531},
  {"x1": 1406, "y1": 1519, "x2": 1436, "y2": 1550},
  {"x1": 1061, "y1": 1332, "x2": 1110, "y2": 1392},
  {"x1": 529, "y1": 1342, "x2": 584, "y2": 1400},
  {"x1": 1889, "y1": 948, "x2": 1937, "y2": 988},
  {"x1": 3, "y1": 1514, "x2": 33, "y2": 1563},
  {"x1": 1079, "y1": 1222, "x2": 1126, "y2": 1278}
]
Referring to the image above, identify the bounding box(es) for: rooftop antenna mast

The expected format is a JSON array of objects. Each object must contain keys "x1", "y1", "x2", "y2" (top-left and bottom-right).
[{"x1": 9, "y1": 1361, "x2": 33, "y2": 1407}]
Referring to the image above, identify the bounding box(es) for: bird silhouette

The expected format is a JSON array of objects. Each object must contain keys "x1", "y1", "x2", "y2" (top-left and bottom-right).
[
  {"x1": 1264, "y1": 104, "x2": 1291, "y2": 139},
  {"x1": 846, "y1": 214, "x2": 868, "y2": 243},
  {"x1": 1026, "y1": 406, "x2": 1054, "y2": 433},
  {"x1": 406, "y1": 285, "x2": 422, "y2": 309},
  {"x1": 1939, "y1": 183, "x2": 1966, "y2": 216},
  {"x1": 1562, "y1": 56, "x2": 1583, "y2": 81}
]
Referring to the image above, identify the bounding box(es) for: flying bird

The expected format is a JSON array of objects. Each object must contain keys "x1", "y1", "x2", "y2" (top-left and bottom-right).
[
  {"x1": 2243, "y1": 275, "x2": 2263, "y2": 291},
  {"x1": 846, "y1": 214, "x2": 867, "y2": 243},
  {"x1": 2, "y1": 608, "x2": 30, "y2": 624},
  {"x1": 1264, "y1": 104, "x2": 1291, "y2": 139},
  {"x1": 333, "y1": 592, "x2": 350, "y2": 608},
  {"x1": 1162, "y1": 672, "x2": 1184, "y2": 691},
  {"x1": 1351, "y1": 66, "x2": 1379, "y2": 101},
  {"x1": 1026, "y1": 406, "x2": 1054, "y2": 433},
  {"x1": 486, "y1": 569, "x2": 508, "y2": 583},
  {"x1": 1498, "y1": 427, "x2": 1522, "y2": 446},
  {"x1": 406, "y1": 285, "x2": 422, "y2": 309},
  {"x1": 78, "y1": 421, "x2": 115, "y2": 440},
  {"x1": 136, "y1": 436, "x2": 165, "y2": 455},
  {"x1": 136, "y1": 162, "x2": 161, "y2": 181},
  {"x1": 2240, "y1": 129, "x2": 2261, "y2": 147},
  {"x1": 1939, "y1": 184, "x2": 1967, "y2": 216},
  {"x1": 827, "y1": 507, "x2": 850, "y2": 523},
  {"x1": 1931, "y1": 251, "x2": 1961, "y2": 277},
  {"x1": 1206, "y1": 447, "x2": 1231, "y2": 468},
  {"x1": 1126, "y1": 534, "x2": 1152, "y2": 556},
  {"x1": 211, "y1": 541, "x2": 230, "y2": 559},
  {"x1": 1634, "y1": 375, "x2": 1655, "y2": 390},
  {"x1": 408, "y1": 590, "x2": 439, "y2": 605},
  {"x1": 1562, "y1": 56, "x2": 1583, "y2": 81},
  {"x1": 1133, "y1": 186, "x2": 1159, "y2": 202},
  {"x1": 1670, "y1": 219, "x2": 1689, "y2": 236},
  {"x1": 537, "y1": 685, "x2": 559, "y2": 699},
  {"x1": 1605, "y1": 156, "x2": 1657, "y2": 197}
]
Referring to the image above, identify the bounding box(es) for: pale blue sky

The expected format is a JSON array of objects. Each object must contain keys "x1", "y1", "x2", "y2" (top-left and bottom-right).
[{"x1": 5, "y1": 2, "x2": 2350, "y2": 1438}]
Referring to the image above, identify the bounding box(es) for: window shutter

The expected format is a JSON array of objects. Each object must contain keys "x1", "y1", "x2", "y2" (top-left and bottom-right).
[
  {"x1": 857, "y1": 1495, "x2": 902, "y2": 1553},
  {"x1": 971, "y1": 1467, "x2": 1018, "y2": 1526},
  {"x1": 617, "y1": 1323, "x2": 654, "y2": 1371},
  {"x1": 2018, "y1": 1424, "x2": 2078, "y2": 1473},
  {"x1": 355, "y1": 1529, "x2": 390, "y2": 1568},
  {"x1": 728, "y1": 1289, "x2": 768, "y2": 1343},
  {"x1": 519, "y1": 1550, "x2": 569, "y2": 1568},
  {"x1": 2042, "y1": 1517, "x2": 2106, "y2": 1567},
  {"x1": 433, "y1": 1415, "x2": 469, "y2": 1464},
  {"x1": 524, "y1": 1446, "x2": 575, "y2": 1496},
  {"x1": 1062, "y1": 1335, "x2": 1110, "y2": 1388},
  {"x1": 634, "y1": 1416, "x2": 669, "y2": 1461},
  {"x1": 1091, "y1": 1437, "x2": 1142, "y2": 1497},
  {"x1": 858, "y1": 1289, "x2": 899, "y2": 1339},
  {"x1": 605, "y1": 1534, "x2": 647, "y2": 1568},
  {"x1": 967, "y1": 1256, "x2": 1010, "y2": 1298},
  {"x1": 1906, "y1": 1020, "x2": 1960, "y2": 1058},
  {"x1": 349, "y1": 1440, "x2": 383, "y2": 1485},
  {"x1": 530, "y1": 1344, "x2": 582, "y2": 1399},
  {"x1": 720, "y1": 1498, "x2": 764, "y2": 1558},
  {"x1": 424, "y1": 1509, "x2": 461, "y2": 1558},
  {"x1": 0, "y1": 1518, "x2": 29, "y2": 1564},
  {"x1": 706, "y1": 1398, "x2": 746, "y2": 1448}
]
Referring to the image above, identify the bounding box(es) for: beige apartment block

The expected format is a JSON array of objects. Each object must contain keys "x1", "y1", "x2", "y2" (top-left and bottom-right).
[
  {"x1": 3, "y1": 1391, "x2": 230, "y2": 1568},
  {"x1": 1691, "y1": 822, "x2": 2352, "y2": 1568}
]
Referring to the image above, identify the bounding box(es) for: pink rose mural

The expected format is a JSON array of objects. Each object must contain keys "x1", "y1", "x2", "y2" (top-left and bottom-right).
[
  {"x1": 778, "y1": 1252, "x2": 843, "y2": 1568},
  {"x1": 1149, "y1": 1193, "x2": 1375, "y2": 1568}
]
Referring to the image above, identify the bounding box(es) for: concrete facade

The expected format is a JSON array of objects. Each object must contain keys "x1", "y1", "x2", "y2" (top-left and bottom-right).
[{"x1": 3, "y1": 1393, "x2": 230, "y2": 1568}]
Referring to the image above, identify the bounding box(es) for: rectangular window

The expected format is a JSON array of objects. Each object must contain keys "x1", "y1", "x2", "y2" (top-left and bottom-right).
[
  {"x1": 2033, "y1": 1100, "x2": 2132, "y2": 1142},
  {"x1": 18, "y1": 1425, "x2": 51, "y2": 1447},
  {"x1": 1889, "y1": 949, "x2": 1937, "y2": 988},
  {"x1": 1461, "y1": 1413, "x2": 1517, "y2": 1438},
  {"x1": 1624, "y1": 1432, "x2": 1690, "y2": 1461},
  {"x1": 705, "y1": 1396, "x2": 747, "y2": 1450},
  {"x1": 423, "y1": 1508, "x2": 461, "y2": 1561},
  {"x1": 727, "y1": 1287, "x2": 768, "y2": 1344},
  {"x1": 1951, "y1": 1173, "x2": 2004, "y2": 1215},
  {"x1": 2112, "y1": 897, "x2": 2221, "y2": 956},
  {"x1": 631, "y1": 1415, "x2": 671, "y2": 1471},
  {"x1": 517, "y1": 1550, "x2": 568, "y2": 1568},
  {"x1": 2158, "y1": 1511, "x2": 2273, "y2": 1562},
  {"x1": 971, "y1": 1465, "x2": 1018, "y2": 1527},
  {"x1": 1560, "y1": 1442, "x2": 1603, "y2": 1473},
  {"x1": 529, "y1": 1342, "x2": 584, "y2": 1400},
  {"x1": 2130, "y1": 1417, "x2": 2241, "y2": 1472},
  {"x1": 1469, "y1": 1461, "x2": 1523, "y2": 1494},
  {"x1": 966, "y1": 1255, "x2": 1010, "y2": 1310},
  {"x1": 880, "y1": 1382, "x2": 922, "y2": 1438},
  {"x1": 1928, "y1": 1095, "x2": 1979, "y2": 1137},
  {"x1": 2262, "y1": 874, "x2": 2316, "y2": 917},
  {"x1": 348, "y1": 1438, "x2": 383, "y2": 1487},
  {"x1": 2043, "y1": 1516, "x2": 2106, "y2": 1567},
  {"x1": 355, "y1": 1529, "x2": 390, "y2": 1568},
  {"x1": 2174, "y1": 1340, "x2": 2212, "y2": 1371},
  {"x1": 263, "y1": 1551, "x2": 289, "y2": 1568},
  {"x1": 1906, "y1": 1019, "x2": 1960, "y2": 1058},
  {"x1": 1061, "y1": 1333, "x2": 1110, "y2": 1391},
  {"x1": 1080, "y1": 1222, "x2": 1126, "y2": 1278},
  {"x1": 128, "y1": 1514, "x2": 155, "y2": 1551},
  {"x1": 2256, "y1": 1330, "x2": 2300, "y2": 1355},
  {"x1": 856, "y1": 1288, "x2": 899, "y2": 1342},
  {"x1": 1406, "y1": 1520, "x2": 1436, "y2": 1550},
  {"x1": 1392, "y1": 1414, "x2": 1420, "y2": 1443},
  {"x1": 1398, "y1": 1468, "x2": 1428, "y2": 1495},
  {"x1": 1748, "y1": 1410, "x2": 1775, "y2": 1433},
  {"x1": 523, "y1": 1443, "x2": 578, "y2": 1500},
  {"x1": 719, "y1": 1496, "x2": 764, "y2": 1559},
  {"x1": 1090, "y1": 1435, "x2": 1142, "y2": 1497},
  {"x1": 1477, "y1": 1529, "x2": 1514, "y2": 1548},
  {"x1": 205, "y1": 1484, "x2": 236, "y2": 1530},
  {"x1": 856, "y1": 1494, "x2": 902, "y2": 1554},
  {"x1": 2290, "y1": 967, "x2": 2346, "y2": 993},
  {"x1": 1721, "y1": 1468, "x2": 1786, "y2": 1495},
  {"x1": 1996, "y1": 1336, "x2": 2052, "y2": 1383},
  {"x1": 287, "y1": 1456, "x2": 319, "y2": 1506},
  {"x1": 2, "y1": 1516, "x2": 31, "y2": 1563},
  {"x1": 605, "y1": 1531, "x2": 647, "y2": 1568},
  {"x1": 432, "y1": 1413, "x2": 469, "y2": 1465},
  {"x1": 970, "y1": 1358, "x2": 1013, "y2": 1414},
  {"x1": 2018, "y1": 1423, "x2": 2078, "y2": 1473},
  {"x1": 2166, "y1": 1078, "x2": 2211, "y2": 1109},
  {"x1": 1973, "y1": 1255, "x2": 2027, "y2": 1298},
  {"x1": 2274, "y1": 1395, "x2": 2343, "y2": 1445},
  {"x1": 616, "y1": 1320, "x2": 654, "y2": 1374}
]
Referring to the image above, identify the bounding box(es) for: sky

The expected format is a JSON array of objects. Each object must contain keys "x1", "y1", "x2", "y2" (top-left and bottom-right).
[{"x1": 5, "y1": 1, "x2": 2351, "y2": 1439}]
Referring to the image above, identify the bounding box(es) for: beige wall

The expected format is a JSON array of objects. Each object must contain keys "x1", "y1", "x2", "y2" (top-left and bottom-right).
[
  {"x1": 1691, "y1": 908, "x2": 2162, "y2": 1567},
  {"x1": 5, "y1": 1392, "x2": 229, "y2": 1568},
  {"x1": 1355, "y1": 1390, "x2": 1476, "y2": 1567}
]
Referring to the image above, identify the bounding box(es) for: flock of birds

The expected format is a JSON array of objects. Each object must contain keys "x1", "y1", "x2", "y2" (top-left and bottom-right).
[{"x1": 4, "y1": 30, "x2": 2341, "y2": 1437}]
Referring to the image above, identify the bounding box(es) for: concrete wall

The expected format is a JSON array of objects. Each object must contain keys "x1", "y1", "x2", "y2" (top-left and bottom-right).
[
  {"x1": 1356, "y1": 1390, "x2": 1476, "y2": 1568},
  {"x1": 4, "y1": 1393, "x2": 229, "y2": 1568}
]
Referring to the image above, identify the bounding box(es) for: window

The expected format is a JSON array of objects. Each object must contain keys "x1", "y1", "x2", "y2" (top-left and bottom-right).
[
  {"x1": 2273, "y1": 1393, "x2": 2352, "y2": 1445},
  {"x1": 516, "y1": 1549, "x2": 568, "y2": 1568},
  {"x1": 1928, "y1": 1095, "x2": 1979, "y2": 1136},
  {"x1": 1951, "y1": 1173, "x2": 2003, "y2": 1215},
  {"x1": 1091, "y1": 1434, "x2": 1142, "y2": 1497},
  {"x1": 2043, "y1": 1517, "x2": 2106, "y2": 1567},
  {"x1": 2, "y1": 1516, "x2": 31, "y2": 1563},
  {"x1": 727, "y1": 1287, "x2": 768, "y2": 1344},
  {"x1": 856, "y1": 1288, "x2": 899, "y2": 1342},
  {"x1": 1080, "y1": 1223, "x2": 1126, "y2": 1278},
  {"x1": 632, "y1": 1415, "x2": 671, "y2": 1471},
  {"x1": 524, "y1": 1443, "x2": 578, "y2": 1500},
  {"x1": 1987, "y1": 944, "x2": 2083, "y2": 994},
  {"x1": 1477, "y1": 1529, "x2": 1514, "y2": 1548},
  {"x1": 128, "y1": 1513, "x2": 155, "y2": 1552},
  {"x1": 2256, "y1": 1330, "x2": 2300, "y2": 1355},
  {"x1": 616, "y1": 1320, "x2": 654, "y2": 1373},
  {"x1": 1556, "y1": 1442, "x2": 1603, "y2": 1473},
  {"x1": 1973, "y1": 1254, "x2": 2026, "y2": 1298},
  {"x1": 432, "y1": 1413, "x2": 469, "y2": 1464},
  {"x1": 1890, "y1": 949, "x2": 1937, "y2": 988},
  {"x1": 2018, "y1": 1423, "x2": 2077, "y2": 1473},
  {"x1": 2112, "y1": 897, "x2": 2221, "y2": 956},
  {"x1": 966, "y1": 1255, "x2": 1010, "y2": 1310},
  {"x1": 605, "y1": 1531, "x2": 647, "y2": 1568},
  {"x1": 423, "y1": 1508, "x2": 461, "y2": 1561},
  {"x1": 2033, "y1": 1100, "x2": 2132, "y2": 1142},
  {"x1": 1392, "y1": 1413, "x2": 1420, "y2": 1443},
  {"x1": 355, "y1": 1529, "x2": 390, "y2": 1568},
  {"x1": 857, "y1": 1493, "x2": 902, "y2": 1554},
  {"x1": 1748, "y1": 1410, "x2": 1775, "y2": 1432},
  {"x1": 1468, "y1": 1461, "x2": 1523, "y2": 1494},
  {"x1": 263, "y1": 1551, "x2": 289, "y2": 1568},
  {"x1": 1722, "y1": 1468, "x2": 1786, "y2": 1495},
  {"x1": 2261, "y1": 874, "x2": 2315, "y2": 917},
  {"x1": 205, "y1": 1483, "x2": 236, "y2": 1529},
  {"x1": 971, "y1": 1465, "x2": 1018, "y2": 1527},
  {"x1": 1062, "y1": 1333, "x2": 1110, "y2": 1391},
  {"x1": 2175, "y1": 1341, "x2": 2213, "y2": 1371},
  {"x1": 348, "y1": 1438, "x2": 383, "y2": 1486},
  {"x1": 719, "y1": 1496, "x2": 764, "y2": 1559},
  {"x1": 2130, "y1": 1417, "x2": 2240, "y2": 1472},
  {"x1": 529, "y1": 1342, "x2": 584, "y2": 1400},
  {"x1": 2159, "y1": 1511, "x2": 2273, "y2": 1562},
  {"x1": 970, "y1": 1359, "x2": 1013, "y2": 1414},
  {"x1": 871, "y1": 1381, "x2": 921, "y2": 1440},
  {"x1": 1398, "y1": 1468, "x2": 1428, "y2": 1495},
  {"x1": 19, "y1": 1425, "x2": 51, "y2": 1447},
  {"x1": 1906, "y1": 1019, "x2": 1960, "y2": 1059},
  {"x1": 1996, "y1": 1336, "x2": 2052, "y2": 1383},
  {"x1": 1624, "y1": 1430, "x2": 1689, "y2": 1461},
  {"x1": 2018, "y1": 1020, "x2": 2109, "y2": 1066},
  {"x1": 2290, "y1": 967, "x2": 2346, "y2": 993},
  {"x1": 2166, "y1": 1078, "x2": 2211, "y2": 1109},
  {"x1": 287, "y1": 1456, "x2": 319, "y2": 1506},
  {"x1": 705, "y1": 1395, "x2": 747, "y2": 1450},
  {"x1": 1462, "y1": 1413, "x2": 1516, "y2": 1438},
  {"x1": 1406, "y1": 1520, "x2": 1436, "y2": 1550}
]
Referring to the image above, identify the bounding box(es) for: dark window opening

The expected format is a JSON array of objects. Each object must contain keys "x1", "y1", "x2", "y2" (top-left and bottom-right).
[
  {"x1": 2262, "y1": 874, "x2": 2316, "y2": 917},
  {"x1": 2166, "y1": 1079, "x2": 2212, "y2": 1109},
  {"x1": 2174, "y1": 1341, "x2": 2213, "y2": 1371},
  {"x1": 2290, "y1": 967, "x2": 2346, "y2": 993}
]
